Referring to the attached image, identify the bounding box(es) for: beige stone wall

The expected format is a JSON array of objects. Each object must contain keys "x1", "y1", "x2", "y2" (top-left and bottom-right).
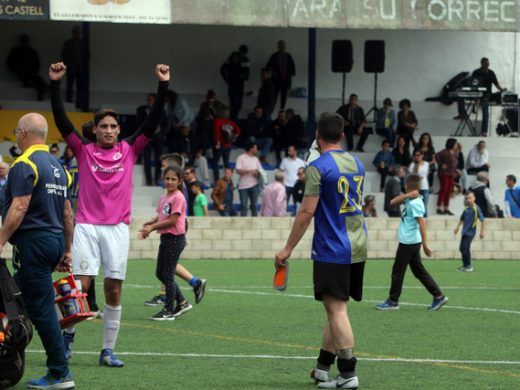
[{"x1": 128, "y1": 217, "x2": 520, "y2": 261}]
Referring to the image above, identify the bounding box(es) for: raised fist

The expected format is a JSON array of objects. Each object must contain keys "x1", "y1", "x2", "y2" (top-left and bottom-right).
[
  {"x1": 155, "y1": 64, "x2": 170, "y2": 82},
  {"x1": 49, "y1": 62, "x2": 67, "y2": 81}
]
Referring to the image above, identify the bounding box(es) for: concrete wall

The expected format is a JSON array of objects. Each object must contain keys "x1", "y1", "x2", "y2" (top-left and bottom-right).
[
  {"x1": 128, "y1": 216, "x2": 520, "y2": 260},
  {"x1": 0, "y1": 20, "x2": 519, "y2": 102}
]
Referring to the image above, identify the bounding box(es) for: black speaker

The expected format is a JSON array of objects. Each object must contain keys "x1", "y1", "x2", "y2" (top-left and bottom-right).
[
  {"x1": 331, "y1": 40, "x2": 353, "y2": 73},
  {"x1": 364, "y1": 40, "x2": 385, "y2": 73}
]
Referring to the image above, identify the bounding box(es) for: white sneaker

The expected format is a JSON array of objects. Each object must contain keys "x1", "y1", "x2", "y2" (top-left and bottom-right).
[
  {"x1": 310, "y1": 368, "x2": 329, "y2": 383},
  {"x1": 318, "y1": 375, "x2": 359, "y2": 389}
]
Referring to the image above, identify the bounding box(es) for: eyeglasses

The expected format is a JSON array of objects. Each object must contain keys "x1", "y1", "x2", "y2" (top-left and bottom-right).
[
  {"x1": 13, "y1": 128, "x2": 24, "y2": 135},
  {"x1": 98, "y1": 124, "x2": 119, "y2": 129}
]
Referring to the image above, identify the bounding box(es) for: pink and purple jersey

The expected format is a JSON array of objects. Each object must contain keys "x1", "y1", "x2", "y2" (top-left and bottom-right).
[
  {"x1": 156, "y1": 190, "x2": 186, "y2": 236},
  {"x1": 66, "y1": 133, "x2": 149, "y2": 225}
]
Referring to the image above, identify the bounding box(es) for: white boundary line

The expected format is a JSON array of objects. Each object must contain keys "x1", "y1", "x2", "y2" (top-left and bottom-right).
[
  {"x1": 121, "y1": 284, "x2": 520, "y2": 315},
  {"x1": 24, "y1": 350, "x2": 520, "y2": 365}
]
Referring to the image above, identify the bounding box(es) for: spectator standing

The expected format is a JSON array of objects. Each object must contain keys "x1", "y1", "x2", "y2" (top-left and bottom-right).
[
  {"x1": 454, "y1": 142, "x2": 467, "y2": 195},
  {"x1": 191, "y1": 182, "x2": 209, "y2": 217},
  {"x1": 7, "y1": 34, "x2": 46, "y2": 101},
  {"x1": 292, "y1": 167, "x2": 306, "y2": 215},
  {"x1": 238, "y1": 44, "x2": 250, "y2": 82},
  {"x1": 454, "y1": 191, "x2": 485, "y2": 272},
  {"x1": 60, "y1": 26, "x2": 84, "y2": 106},
  {"x1": 414, "y1": 132, "x2": 436, "y2": 189},
  {"x1": 375, "y1": 98, "x2": 396, "y2": 147},
  {"x1": 466, "y1": 141, "x2": 490, "y2": 175},
  {"x1": 257, "y1": 68, "x2": 276, "y2": 118},
  {"x1": 397, "y1": 99, "x2": 418, "y2": 147},
  {"x1": 236, "y1": 142, "x2": 262, "y2": 216},
  {"x1": 279, "y1": 145, "x2": 306, "y2": 205},
  {"x1": 266, "y1": 40, "x2": 296, "y2": 110},
  {"x1": 372, "y1": 139, "x2": 395, "y2": 192},
  {"x1": 220, "y1": 52, "x2": 247, "y2": 120},
  {"x1": 272, "y1": 110, "x2": 289, "y2": 166},
  {"x1": 362, "y1": 195, "x2": 377, "y2": 218},
  {"x1": 211, "y1": 167, "x2": 237, "y2": 216},
  {"x1": 468, "y1": 172, "x2": 497, "y2": 218},
  {"x1": 212, "y1": 108, "x2": 240, "y2": 181},
  {"x1": 165, "y1": 89, "x2": 194, "y2": 147},
  {"x1": 409, "y1": 150, "x2": 430, "y2": 217},
  {"x1": 247, "y1": 106, "x2": 272, "y2": 163},
  {"x1": 435, "y1": 138, "x2": 459, "y2": 215},
  {"x1": 336, "y1": 94, "x2": 370, "y2": 152},
  {"x1": 0, "y1": 113, "x2": 74, "y2": 388},
  {"x1": 504, "y1": 174, "x2": 520, "y2": 218},
  {"x1": 137, "y1": 92, "x2": 166, "y2": 186},
  {"x1": 261, "y1": 170, "x2": 287, "y2": 216},
  {"x1": 384, "y1": 165, "x2": 405, "y2": 217},
  {"x1": 195, "y1": 89, "x2": 224, "y2": 153}
]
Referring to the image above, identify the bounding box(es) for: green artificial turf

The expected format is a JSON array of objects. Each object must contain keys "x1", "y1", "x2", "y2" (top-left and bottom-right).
[{"x1": 15, "y1": 259, "x2": 520, "y2": 389}]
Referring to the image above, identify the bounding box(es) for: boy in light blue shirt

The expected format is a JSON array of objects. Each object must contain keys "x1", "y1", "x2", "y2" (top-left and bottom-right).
[{"x1": 376, "y1": 174, "x2": 448, "y2": 311}]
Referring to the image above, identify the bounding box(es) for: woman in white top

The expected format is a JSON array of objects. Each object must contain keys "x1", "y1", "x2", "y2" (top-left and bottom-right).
[{"x1": 409, "y1": 150, "x2": 430, "y2": 217}]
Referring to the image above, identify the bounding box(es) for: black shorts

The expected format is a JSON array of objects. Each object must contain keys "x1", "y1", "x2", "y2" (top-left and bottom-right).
[{"x1": 313, "y1": 261, "x2": 365, "y2": 302}]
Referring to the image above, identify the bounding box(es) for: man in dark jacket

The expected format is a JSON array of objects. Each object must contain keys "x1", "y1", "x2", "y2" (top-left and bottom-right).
[
  {"x1": 384, "y1": 165, "x2": 405, "y2": 217},
  {"x1": 257, "y1": 68, "x2": 276, "y2": 118},
  {"x1": 266, "y1": 40, "x2": 296, "y2": 110}
]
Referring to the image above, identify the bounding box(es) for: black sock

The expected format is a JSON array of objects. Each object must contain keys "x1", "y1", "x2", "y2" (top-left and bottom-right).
[
  {"x1": 316, "y1": 349, "x2": 336, "y2": 371},
  {"x1": 337, "y1": 357, "x2": 357, "y2": 377}
]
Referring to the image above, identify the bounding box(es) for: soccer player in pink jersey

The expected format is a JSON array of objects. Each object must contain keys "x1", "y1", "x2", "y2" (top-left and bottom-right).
[{"x1": 49, "y1": 62, "x2": 170, "y2": 367}]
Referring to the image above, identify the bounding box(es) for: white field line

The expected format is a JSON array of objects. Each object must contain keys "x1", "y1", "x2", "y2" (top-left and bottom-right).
[
  {"x1": 124, "y1": 283, "x2": 519, "y2": 291},
  {"x1": 122, "y1": 285, "x2": 520, "y2": 315},
  {"x1": 24, "y1": 350, "x2": 520, "y2": 365}
]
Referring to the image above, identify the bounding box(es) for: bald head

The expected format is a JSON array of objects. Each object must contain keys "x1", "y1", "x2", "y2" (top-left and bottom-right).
[
  {"x1": 18, "y1": 113, "x2": 48, "y2": 140},
  {"x1": 0, "y1": 162, "x2": 9, "y2": 178}
]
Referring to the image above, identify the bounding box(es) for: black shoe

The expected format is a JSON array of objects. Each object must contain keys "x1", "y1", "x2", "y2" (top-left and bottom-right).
[
  {"x1": 150, "y1": 309, "x2": 175, "y2": 321},
  {"x1": 172, "y1": 301, "x2": 193, "y2": 318},
  {"x1": 194, "y1": 279, "x2": 207, "y2": 304},
  {"x1": 144, "y1": 294, "x2": 165, "y2": 307},
  {"x1": 444, "y1": 210, "x2": 454, "y2": 216},
  {"x1": 436, "y1": 209, "x2": 444, "y2": 215}
]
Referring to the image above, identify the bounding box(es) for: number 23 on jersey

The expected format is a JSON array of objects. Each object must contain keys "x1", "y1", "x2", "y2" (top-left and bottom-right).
[{"x1": 337, "y1": 175, "x2": 363, "y2": 214}]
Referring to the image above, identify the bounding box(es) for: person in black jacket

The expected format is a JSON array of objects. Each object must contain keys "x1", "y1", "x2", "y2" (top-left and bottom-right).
[
  {"x1": 247, "y1": 106, "x2": 272, "y2": 163},
  {"x1": 384, "y1": 165, "x2": 405, "y2": 217},
  {"x1": 257, "y1": 68, "x2": 276, "y2": 119},
  {"x1": 7, "y1": 34, "x2": 46, "y2": 101},
  {"x1": 266, "y1": 40, "x2": 296, "y2": 110},
  {"x1": 220, "y1": 52, "x2": 247, "y2": 120}
]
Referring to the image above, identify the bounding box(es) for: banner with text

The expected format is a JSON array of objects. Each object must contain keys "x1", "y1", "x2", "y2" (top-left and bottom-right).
[
  {"x1": 50, "y1": 0, "x2": 171, "y2": 24},
  {"x1": 0, "y1": 0, "x2": 49, "y2": 20},
  {"x1": 171, "y1": 0, "x2": 518, "y2": 32}
]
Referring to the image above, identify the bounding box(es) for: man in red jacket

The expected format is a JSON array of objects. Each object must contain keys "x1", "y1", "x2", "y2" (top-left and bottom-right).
[{"x1": 212, "y1": 108, "x2": 240, "y2": 182}]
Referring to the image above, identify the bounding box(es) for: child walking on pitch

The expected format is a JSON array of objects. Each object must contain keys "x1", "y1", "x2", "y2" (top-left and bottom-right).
[
  {"x1": 376, "y1": 174, "x2": 448, "y2": 311},
  {"x1": 139, "y1": 166, "x2": 192, "y2": 320},
  {"x1": 454, "y1": 191, "x2": 485, "y2": 272}
]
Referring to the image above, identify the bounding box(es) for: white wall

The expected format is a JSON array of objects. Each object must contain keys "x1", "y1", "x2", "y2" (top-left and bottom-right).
[{"x1": 0, "y1": 20, "x2": 518, "y2": 102}]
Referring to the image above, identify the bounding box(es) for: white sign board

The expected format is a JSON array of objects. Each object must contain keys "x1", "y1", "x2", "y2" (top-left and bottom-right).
[{"x1": 50, "y1": 0, "x2": 171, "y2": 24}]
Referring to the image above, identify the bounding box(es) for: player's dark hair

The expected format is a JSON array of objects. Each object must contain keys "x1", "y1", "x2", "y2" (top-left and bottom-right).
[
  {"x1": 317, "y1": 113, "x2": 344, "y2": 143},
  {"x1": 507, "y1": 174, "x2": 517, "y2": 183},
  {"x1": 406, "y1": 174, "x2": 421, "y2": 190},
  {"x1": 94, "y1": 109, "x2": 119, "y2": 126},
  {"x1": 399, "y1": 98, "x2": 411, "y2": 109}
]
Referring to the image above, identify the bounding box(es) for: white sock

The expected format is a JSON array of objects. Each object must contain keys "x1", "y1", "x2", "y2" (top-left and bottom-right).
[
  {"x1": 102, "y1": 304, "x2": 121, "y2": 350},
  {"x1": 64, "y1": 326, "x2": 75, "y2": 335}
]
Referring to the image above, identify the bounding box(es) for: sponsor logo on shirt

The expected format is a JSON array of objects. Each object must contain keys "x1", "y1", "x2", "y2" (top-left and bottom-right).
[
  {"x1": 113, "y1": 152, "x2": 122, "y2": 160},
  {"x1": 51, "y1": 164, "x2": 61, "y2": 178},
  {"x1": 91, "y1": 163, "x2": 124, "y2": 173}
]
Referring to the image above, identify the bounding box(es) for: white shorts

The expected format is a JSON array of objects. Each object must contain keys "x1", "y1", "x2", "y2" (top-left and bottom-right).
[{"x1": 72, "y1": 223, "x2": 129, "y2": 280}]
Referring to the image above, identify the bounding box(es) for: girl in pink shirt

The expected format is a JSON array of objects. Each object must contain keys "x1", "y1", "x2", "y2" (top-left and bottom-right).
[{"x1": 139, "y1": 166, "x2": 191, "y2": 320}]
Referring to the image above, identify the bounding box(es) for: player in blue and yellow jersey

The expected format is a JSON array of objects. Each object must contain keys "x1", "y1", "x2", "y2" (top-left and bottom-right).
[
  {"x1": 275, "y1": 113, "x2": 367, "y2": 389},
  {"x1": 0, "y1": 113, "x2": 74, "y2": 389}
]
